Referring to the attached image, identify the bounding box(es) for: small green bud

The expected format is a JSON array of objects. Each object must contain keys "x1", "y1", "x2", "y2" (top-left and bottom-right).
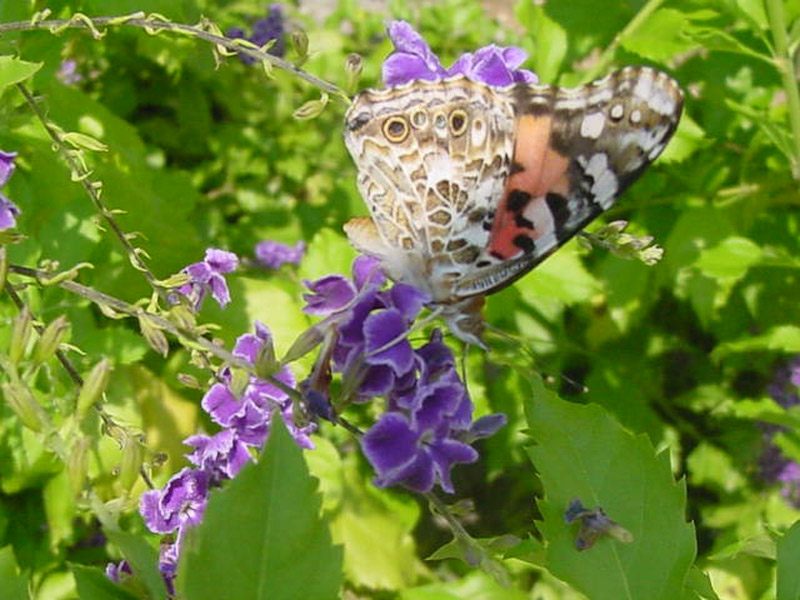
[
  {"x1": 118, "y1": 434, "x2": 144, "y2": 492},
  {"x1": 229, "y1": 367, "x2": 250, "y2": 398},
  {"x1": 255, "y1": 336, "x2": 279, "y2": 380},
  {"x1": 177, "y1": 373, "x2": 203, "y2": 389},
  {"x1": 139, "y1": 314, "x2": 169, "y2": 357},
  {"x1": 9, "y1": 306, "x2": 33, "y2": 365},
  {"x1": 2, "y1": 381, "x2": 46, "y2": 432},
  {"x1": 345, "y1": 53, "x2": 363, "y2": 93},
  {"x1": 291, "y1": 29, "x2": 309, "y2": 65},
  {"x1": 293, "y1": 93, "x2": 329, "y2": 120},
  {"x1": 281, "y1": 324, "x2": 324, "y2": 364},
  {"x1": 33, "y1": 315, "x2": 70, "y2": 364},
  {"x1": 67, "y1": 437, "x2": 90, "y2": 497},
  {"x1": 77, "y1": 358, "x2": 112, "y2": 417}
]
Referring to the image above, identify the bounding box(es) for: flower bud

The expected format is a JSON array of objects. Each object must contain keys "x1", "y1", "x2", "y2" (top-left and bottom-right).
[
  {"x1": 293, "y1": 93, "x2": 329, "y2": 120},
  {"x1": 291, "y1": 29, "x2": 309, "y2": 65},
  {"x1": 229, "y1": 368, "x2": 250, "y2": 398},
  {"x1": 2, "y1": 381, "x2": 46, "y2": 432},
  {"x1": 281, "y1": 324, "x2": 324, "y2": 364},
  {"x1": 9, "y1": 306, "x2": 33, "y2": 365},
  {"x1": 77, "y1": 358, "x2": 111, "y2": 418},
  {"x1": 255, "y1": 337, "x2": 279, "y2": 380},
  {"x1": 118, "y1": 434, "x2": 144, "y2": 492},
  {"x1": 33, "y1": 315, "x2": 70, "y2": 365},
  {"x1": 67, "y1": 437, "x2": 90, "y2": 497},
  {"x1": 139, "y1": 314, "x2": 169, "y2": 357},
  {"x1": 177, "y1": 373, "x2": 203, "y2": 389}
]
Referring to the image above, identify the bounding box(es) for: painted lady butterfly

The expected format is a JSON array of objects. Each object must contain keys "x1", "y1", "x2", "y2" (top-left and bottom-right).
[{"x1": 343, "y1": 66, "x2": 683, "y2": 346}]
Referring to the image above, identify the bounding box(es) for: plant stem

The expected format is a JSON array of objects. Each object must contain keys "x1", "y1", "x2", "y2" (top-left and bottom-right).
[
  {"x1": 0, "y1": 13, "x2": 346, "y2": 98},
  {"x1": 585, "y1": 0, "x2": 666, "y2": 81},
  {"x1": 766, "y1": 0, "x2": 800, "y2": 180},
  {"x1": 17, "y1": 83, "x2": 172, "y2": 305}
]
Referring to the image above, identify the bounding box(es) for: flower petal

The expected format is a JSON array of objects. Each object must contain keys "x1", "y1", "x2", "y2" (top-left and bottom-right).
[
  {"x1": 302, "y1": 275, "x2": 357, "y2": 316},
  {"x1": 429, "y1": 439, "x2": 479, "y2": 493},
  {"x1": 204, "y1": 248, "x2": 238, "y2": 274},
  {"x1": 363, "y1": 309, "x2": 414, "y2": 375},
  {"x1": 361, "y1": 412, "x2": 419, "y2": 474}
]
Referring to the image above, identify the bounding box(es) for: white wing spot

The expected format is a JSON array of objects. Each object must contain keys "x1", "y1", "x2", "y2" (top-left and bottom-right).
[
  {"x1": 610, "y1": 104, "x2": 624, "y2": 120},
  {"x1": 630, "y1": 109, "x2": 642, "y2": 124},
  {"x1": 580, "y1": 153, "x2": 618, "y2": 209},
  {"x1": 580, "y1": 112, "x2": 605, "y2": 139}
]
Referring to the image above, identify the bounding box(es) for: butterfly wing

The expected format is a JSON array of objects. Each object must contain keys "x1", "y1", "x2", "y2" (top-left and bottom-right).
[{"x1": 454, "y1": 66, "x2": 683, "y2": 298}]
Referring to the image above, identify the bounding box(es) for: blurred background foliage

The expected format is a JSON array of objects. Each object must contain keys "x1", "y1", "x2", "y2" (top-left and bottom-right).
[{"x1": 0, "y1": 0, "x2": 799, "y2": 597}]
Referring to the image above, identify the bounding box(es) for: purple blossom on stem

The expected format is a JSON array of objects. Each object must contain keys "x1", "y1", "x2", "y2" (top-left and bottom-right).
[
  {"x1": 139, "y1": 468, "x2": 210, "y2": 534},
  {"x1": 301, "y1": 257, "x2": 506, "y2": 493},
  {"x1": 105, "y1": 560, "x2": 132, "y2": 584},
  {"x1": 57, "y1": 59, "x2": 83, "y2": 85},
  {"x1": 255, "y1": 240, "x2": 305, "y2": 269},
  {"x1": 0, "y1": 150, "x2": 20, "y2": 231},
  {"x1": 178, "y1": 248, "x2": 238, "y2": 311},
  {"x1": 381, "y1": 20, "x2": 538, "y2": 88}
]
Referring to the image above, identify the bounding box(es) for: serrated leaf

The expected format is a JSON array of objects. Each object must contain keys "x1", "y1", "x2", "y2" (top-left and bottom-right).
[
  {"x1": 177, "y1": 419, "x2": 343, "y2": 600},
  {"x1": 620, "y1": 8, "x2": 710, "y2": 61},
  {"x1": 778, "y1": 521, "x2": 800, "y2": 600},
  {"x1": 684, "y1": 566, "x2": 721, "y2": 600},
  {"x1": 0, "y1": 56, "x2": 42, "y2": 92},
  {"x1": 695, "y1": 236, "x2": 762, "y2": 279},
  {"x1": 516, "y1": 0, "x2": 567, "y2": 83},
  {"x1": 525, "y1": 375, "x2": 696, "y2": 600}
]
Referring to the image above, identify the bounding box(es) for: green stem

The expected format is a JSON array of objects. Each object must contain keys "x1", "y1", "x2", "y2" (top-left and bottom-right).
[
  {"x1": 766, "y1": 0, "x2": 800, "y2": 180},
  {"x1": 585, "y1": 0, "x2": 666, "y2": 81},
  {"x1": 0, "y1": 13, "x2": 346, "y2": 98},
  {"x1": 17, "y1": 83, "x2": 172, "y2": 305}
]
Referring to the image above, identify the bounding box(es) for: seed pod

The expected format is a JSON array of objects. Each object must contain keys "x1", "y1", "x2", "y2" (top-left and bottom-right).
[
  {"x1": 9, "y1": 306, "x2": 33, "y2": 365},
  {"x1": 33, "y1": 315, "x2": 70, "y2": 365},
  {"x1": 67, "y1": 437, "x2": 90, "y2": 497},
  {"x1": 2, "y1": 381, "x2": 46, "y2": 432},
  {"x1": 291, "y1": 29, "x2": 308, "y2": 65},
  {"x1": 118, "y1": 434, "x2": 144, "y2": 492},
  {"x1": 345, "y1": 53, "x2": 363, "y2": 93},
  {"x1": 77, "y1": 358, "x2": 111, "y2": 418}
]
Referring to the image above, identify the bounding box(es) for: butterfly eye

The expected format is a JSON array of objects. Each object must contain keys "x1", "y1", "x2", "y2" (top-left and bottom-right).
[
  {"x1": 449, "y1": 109, "x2": 469, "y2": 136},
  {"x1": 383, "y1": 116, "x2": 409, "y2": 143},
  {"x1": 411, "y1": 110, "x2": 428, "y2": 128}
]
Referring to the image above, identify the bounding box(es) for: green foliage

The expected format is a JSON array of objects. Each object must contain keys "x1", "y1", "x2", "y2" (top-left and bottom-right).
[
  {"x1": 0, "y1": 0, "x2": 799, "y2": 597},
  {"x1": 177, "y1": 419, "x2": 343, "y2": 599}
]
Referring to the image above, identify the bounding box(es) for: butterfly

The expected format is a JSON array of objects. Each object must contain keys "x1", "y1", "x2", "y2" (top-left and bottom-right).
[{"x1": 343, "y1": 66, "x2": 683, "y2": 346}]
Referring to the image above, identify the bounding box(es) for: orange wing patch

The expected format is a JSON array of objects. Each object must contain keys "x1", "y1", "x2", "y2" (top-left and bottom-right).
[{"x1": 488, "y1": 114, "x2": 571, "y2": 260}]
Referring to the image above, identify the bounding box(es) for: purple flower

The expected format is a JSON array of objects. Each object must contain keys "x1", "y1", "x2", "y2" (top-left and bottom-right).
[
  {"x1": 106, "y1": 560, "x2": 132, "y2": 584},
  {"x1": 255, "y1": 240, "x2": 305, "y2": 269},
  {"x1": 185, "y1": 429, "x2": 252, "y2": 484},
  {"x1": 0, "y1": 196, "x2": 20, "y2": 231},
  {"x1": 0, "y1": 150, "x2": 17, "y2": 186},
  {"x1": 0, "y1": 150, "x2": 20, "y2": 231},
  {"x1": 228, "y1": 4, "x2": 285, "y2": 64},
  {"x1": 382, "y1": 20, "x2": 538, "y2": 87},
  {"x1": 202, "y1": 322, "x2": 315, "y2": 449},
  {"x1": 178, "y1": 248, "x2": 238, "y2": 310},
  {"x1": 57, "y1": 59, "x2": 83, "y2": 85},
  {"x1": 140, "y1": 468, "x2": 210, "y2": 534},
  {"x1": 778, "y1": 462, "x2": 800, "y2": 506}
]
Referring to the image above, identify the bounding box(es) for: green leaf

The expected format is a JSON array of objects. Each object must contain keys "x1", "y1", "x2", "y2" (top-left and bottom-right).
[
  {"x1": 712, "y1": 325, "x2": 800, "y2": 358},
  {"x1": 0, "y1": 56, "x2": 42, "y2": 93},
  {"x1": 0, "y1": 546, "x2": 28, "y2": 600},
  {"x1": 684, "y1": 567, "x2": 720, "y2": 600},
  {"x1": 177, "y1": 419, "x2": 343, "y2": 600},
  {"x1": 71, "y1": 564, "x2": 139, "y2": 600},
  {"x1": 516, "y1": 0, "x2": 567, "y2": 83},
  {"x1": 695, "y1": 236, "x2": 763, "y2": 280},
  {"x1": 778, "y1": 521, "x2": 800, "y2": 600},
  {"x1": 305, "y1": 438, "x2": 422, "y2": 590},
  {"x1": 525, "y1": 375, "x2": 696, "y2": 600},
  {"x1": 104, "y1": 529, "x2": 166, "y2": 600},
  {"x1": 620, "y1": 9, "x2": 711, "y2": 61},
  {"x1": 401, "y1": 571, "x2": 529, "y2": 600}
]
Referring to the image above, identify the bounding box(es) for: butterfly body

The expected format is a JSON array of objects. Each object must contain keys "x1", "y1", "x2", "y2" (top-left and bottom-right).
[{"x1": 344, "y1": 66, "x2": 683, "y2": 345}]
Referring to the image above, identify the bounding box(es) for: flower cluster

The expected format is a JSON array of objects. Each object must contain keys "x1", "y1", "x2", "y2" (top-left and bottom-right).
[
  {"x1": 382, "y1": 20, "x2": 538, "y2": 88},
  {"x1": 0, "y1": 150, "x2": 21, "y2": 231},
  {"x1": 228, "y1": 4, "x2": 286, "y2": 63},
  {"x1": 302, "y1": 256, "x2": 505, "y2": 493},
  {"x1": 177, "y1": 248, "x2": 238, "y2": 311},
  {"x1": 254, "y1": 239, "x2": 305, "y2": 269},
  {"x1": 758, "y1": 356, "x2": 800, "y2": 505},
  {"x1": 108, "y1": 322, "x2": 311, "y2": 593}
]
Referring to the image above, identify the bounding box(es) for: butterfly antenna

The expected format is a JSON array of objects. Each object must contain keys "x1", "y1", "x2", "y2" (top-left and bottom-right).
[{"x1": 483, "y1": 322, "x2": 588, "y2": 394}]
